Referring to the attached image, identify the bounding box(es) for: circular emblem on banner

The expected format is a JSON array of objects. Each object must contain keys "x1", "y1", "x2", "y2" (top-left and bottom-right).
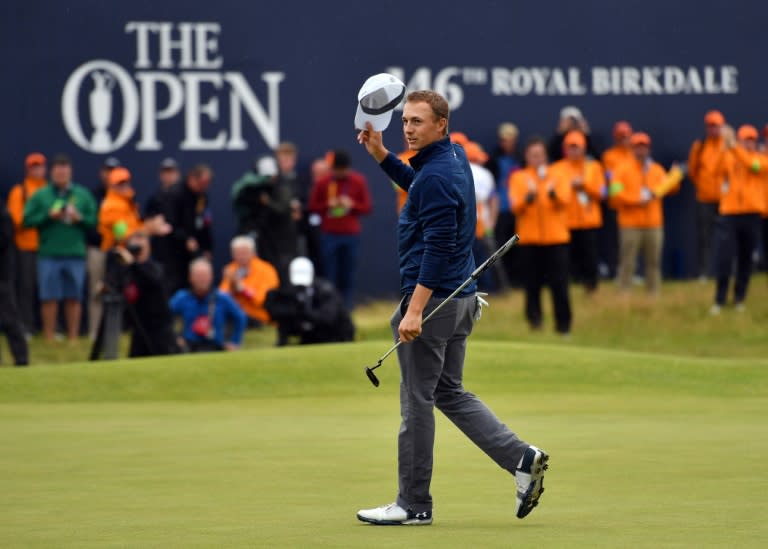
[{"x1": 61, "y1": 59, "x2": 139, "y2": 153}]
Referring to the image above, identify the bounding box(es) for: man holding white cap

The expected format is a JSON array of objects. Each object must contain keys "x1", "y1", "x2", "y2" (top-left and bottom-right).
[{"x1": 355, "y1": 86, "x2": 548, "y2": 525}]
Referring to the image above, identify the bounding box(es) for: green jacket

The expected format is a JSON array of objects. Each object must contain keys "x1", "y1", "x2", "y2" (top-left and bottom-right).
[{"x1": 22, "y1": 181, "x2": 97, "y2": 258}]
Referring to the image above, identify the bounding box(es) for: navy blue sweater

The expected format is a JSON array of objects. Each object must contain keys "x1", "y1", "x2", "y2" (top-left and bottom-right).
[{"x1": 380, "y1": 137, "x2": 477, "y2": 298}]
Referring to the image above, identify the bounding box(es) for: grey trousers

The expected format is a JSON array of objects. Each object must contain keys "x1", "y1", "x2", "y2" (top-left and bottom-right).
[
  {"x1": 617, "y1": 227, "x2": 664, "y2": 294},
  {"x1": 391, "y1": 294, "x2": 528, "y2": 513}
]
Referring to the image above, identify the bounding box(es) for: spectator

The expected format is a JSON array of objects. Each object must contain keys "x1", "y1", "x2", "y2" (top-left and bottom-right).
[
  {"x1": 169, "y1": 258, "x2": 246, "y2": 352},
  {"x1": 610, "y1": 133, "x2": 682, "y2": 295},
  {"x1": 464, "y1": 140, "x2": 506, "y2": 291},
  {"x1": 232, "y1": 156, "x2": 275, "y2": 239},
  {"x1": 0, "y1": 198, "x2": 29, "y2": 365},
  {"x1": 86, "y1": 156, "x2": 120, "y2": 339},
  {"x1": 219, "y1": 235, "x2": 279, "y2": 326},
  {"x1": 551, "y1": 130, "x2": 606, "y2": 294},
  {"x1": 264, "y1": 257, "x2": 354, "y2": 346},
  {"x1": 548, "y1": 106, "x2": 600, "y2": 162},
  {"x1": 486, "y1": 122, "x2": 522, "y2": 286},
  {"x1": 509, "y1": 137, "x2": 573, "y2": 334},
  {"x1": 308, "y1": 149, "x2": 372, "y2": 309},
  {"x1": 710, "y1": 125, "x2": 768, "y2": 314},
  {"x1": 98, "y1": 167, "x2": 171, "y2": 251},
  {"x1": 602, "y1": 121, "x2": 634, "y2": 178},
  {"x1": 105, "y1": 230, "x2": 179, "y2": 358},
  {"x1": 164, "y1": 164, "x2": 214, "y2": 294},
  {"x1": 688, "y1": 110, "x2": 728, "y2": 280},
  {"x1": 23, "y1": 154, "x2": 97, "y2": 341},
  {"x1": 145, "y1": 157, "x2": 181, "y2": 294},
  {"x1": 599, "y1": 121, "x2": 634, "y2": 278},
  {"x1": 6, "y1": 152, "x2": 47, "y2": 335}
]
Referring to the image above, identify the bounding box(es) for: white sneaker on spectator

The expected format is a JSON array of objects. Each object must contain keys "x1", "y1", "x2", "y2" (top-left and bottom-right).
[
  {"x1": 709, "y1": 304, "x2": 722, "y2": 316},
  {"x1": 734, "y1": 302, "x2": 746, "y2": 313}
]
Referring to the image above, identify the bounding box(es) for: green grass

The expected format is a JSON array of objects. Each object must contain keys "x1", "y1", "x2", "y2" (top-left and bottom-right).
[{"x1": 1, "y1": 278, "x2": 768, "y2": 547}]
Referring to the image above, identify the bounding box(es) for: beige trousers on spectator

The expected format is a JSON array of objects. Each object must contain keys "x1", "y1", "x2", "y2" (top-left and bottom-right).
[
  {"x1": 617, "y1": 227, "x2": 664, "y2": 294},
  {"x1": 87, "y1": 246, "x2": 106, "y2": 340}
]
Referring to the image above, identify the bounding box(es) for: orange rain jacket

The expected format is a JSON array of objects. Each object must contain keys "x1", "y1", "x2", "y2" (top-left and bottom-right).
[
  {"x1": 688, "y1": 137, "x2": 727, "y2": 203},
  {"x1": 718, "y1": 146, "x2": 768, "y2": 216},
  {"x1": 601, "y1": 145, "x2": 634, "y2": 180},
  {"x1": 98, "y1": 190, "x2": 143, "y2": 250},
  {"x1": 508, "y1": 166, "x2": 572, "y2": 245},
  {"x1": 219, "y1": 257, "x2": 280, "y2": 323},
  {"x1": 610, "y1": 158, "x2": 678, "y2": 229},
  {"x1": 6, "y1": 177, "x2": 47, "y2": 251},
  {"x1": 551, "y1": 158, "x2": 606, "y2": 230}
]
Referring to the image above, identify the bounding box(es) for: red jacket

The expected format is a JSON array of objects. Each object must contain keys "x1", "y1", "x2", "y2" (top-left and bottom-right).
[{"x1": 309, "y1": 170, "x2": 372, "y2": 235}]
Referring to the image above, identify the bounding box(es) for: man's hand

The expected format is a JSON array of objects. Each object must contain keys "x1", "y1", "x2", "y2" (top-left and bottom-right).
[
  {"x1": 357, "y1": 121, "x2": 389, "y2": 163},
  {"x1": 49, "y1": 206, "x2": 63, "y2": 220},
  {"x1": 67, "y1": 204, "x2": 82, "y2": 223},
  {"x1": 186, "y1": 237, "x2": 199, "y2": 253},
  {"x1": 114, "y1": 246, "x2": 134, "y2": 265},
  {"x1": 398, "y1": 310, "x2": 422, "y2": 343}
]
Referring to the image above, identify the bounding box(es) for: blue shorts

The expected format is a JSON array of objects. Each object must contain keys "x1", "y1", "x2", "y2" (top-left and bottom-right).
[{"x1": 37, "y1": 257, "x2": 86, "y2": 301}]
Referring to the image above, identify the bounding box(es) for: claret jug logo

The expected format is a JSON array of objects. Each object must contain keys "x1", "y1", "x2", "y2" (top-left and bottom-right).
[{"x1": 62, "y1": 22, "x2": 284, "y2": 153}]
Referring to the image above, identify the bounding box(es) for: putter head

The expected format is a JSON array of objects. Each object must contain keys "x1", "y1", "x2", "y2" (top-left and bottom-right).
[{"x1": 364, "y1": 366, "x2": 380, "y2": 387}]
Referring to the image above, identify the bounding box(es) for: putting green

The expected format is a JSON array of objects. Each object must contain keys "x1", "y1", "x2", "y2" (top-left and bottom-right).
[{"x1": 1, "y1": 341, "x2": 766, "y2": 548}]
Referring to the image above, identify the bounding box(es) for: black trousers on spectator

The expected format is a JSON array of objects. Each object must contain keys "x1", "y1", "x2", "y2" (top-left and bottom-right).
[
  {"x1": 14, "y1": 249, "x2": 37, "y2": 334},
  {"x1": 569, "y1": 228, "x2": 599, "y2": 292},
  {"x1": 518, "y1": 244, "x2": 572, "y2": 334},
  {"x1": 494, "y1": 211, "x2": 523, "y2": 287},
  {"x1": 714, "y1": 213, "x2": 761, "y2": 305},
  {"x1": 697, "y1": 201, "x2": 720, "y2": 278},
  {"x1": 0, "y1": 286, "x2": 29, "y2": 365}
]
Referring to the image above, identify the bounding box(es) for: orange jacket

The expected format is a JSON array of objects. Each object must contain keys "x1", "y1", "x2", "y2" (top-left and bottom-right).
[
  {"x1": 601, "y1": 146, "x2": 634, "y2": 179},
  {"x1": 6, "y1": 177, "x2": 46, "y2": 251},
  {"x1": 610, "y1": 159, "x2": 677, "y2": 229},
  {"x1": 98, "y1": 190, "x2": 142, "y2": 250},
  {"x1": 508, "y1": 166, "x2": 572, "y2": 245},
  {"x1": 718, "y1": 146, "x2": 768, "y2": 216},
  {"x1": 688, "y1": 137, "x2": 727, "y2": 203},
  {"x1": 219, "y1": 257, "x2": 279, "y2": 323},
  {"x1": 551, "y1": 158, "x2": 605, "y2": 230}
]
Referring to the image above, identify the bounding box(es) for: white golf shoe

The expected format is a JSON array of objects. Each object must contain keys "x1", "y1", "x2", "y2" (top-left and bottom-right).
[
  {"x1": 515, "y1": 445, "x2": 549, "y2": 519},
  {"x1": 356, "y1": 502, "x2": 433, "y2": 525}
]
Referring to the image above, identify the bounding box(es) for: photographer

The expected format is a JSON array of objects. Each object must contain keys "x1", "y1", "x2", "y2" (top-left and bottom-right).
[
  {"x1": 107, "y1": 230, "x2": 180, "y2": 358},
  {"x1": 265, "y1": 257, "x2": 354, "y2": 346}
]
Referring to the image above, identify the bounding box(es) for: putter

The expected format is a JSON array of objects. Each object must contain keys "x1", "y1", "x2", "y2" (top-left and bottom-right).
[{"x1": 364, "y1": 234, "x2": 520, "y2": 387}]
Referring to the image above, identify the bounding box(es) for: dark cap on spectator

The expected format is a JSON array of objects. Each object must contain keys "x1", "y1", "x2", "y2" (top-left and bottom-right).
[
  {"x1": 330, "y1": 149, "x2": 351, "y2": 169},
  {"x1": 102, "y1": 156, "x2": 121, "y2": 169},
  {"x1": 159, "y1": 157, "x2": 179, "y2": 170},
  {"x1": 25, "y1": 152, "x2": 46, "y2": 168},
  {"x1": 51, "y1": 153, "x2": 72, "y2": 166}
]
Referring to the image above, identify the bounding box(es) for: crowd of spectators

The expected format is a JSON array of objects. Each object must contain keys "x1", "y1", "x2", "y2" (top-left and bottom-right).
[{"x1": 1, "y1": 105, "x2": 767, "y2": 363}]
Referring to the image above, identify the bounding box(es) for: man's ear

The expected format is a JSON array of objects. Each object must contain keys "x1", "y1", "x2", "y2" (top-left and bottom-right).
[{"x1": 438, "y1": 117, "x2": 448, "y2": 135}]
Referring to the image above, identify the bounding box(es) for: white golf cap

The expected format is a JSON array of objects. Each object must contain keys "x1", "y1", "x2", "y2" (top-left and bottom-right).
[
  {"x1": 354, "y1": 73, "x2": 406, "y2": 131},
  {"x1": 560, "y1": 106, "x2": 584, "y2": 121},
  {"x1": 289, "y1": 257, "x2": 315, "y2": 287}
]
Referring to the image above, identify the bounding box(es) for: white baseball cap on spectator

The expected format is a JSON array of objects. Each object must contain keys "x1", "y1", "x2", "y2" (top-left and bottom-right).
[
  {"x1": 289, "y1": 257, "x2": 314, "y2": 287},
  {"x1": 354, "y1": 73, "x2": 406, "y2": 131},
  {"x1": 560, "y1": 106, "x2": 584, "y2": 121},
  {"x1": 256, "y1": 155, "x2": 278, "y2": 177}
]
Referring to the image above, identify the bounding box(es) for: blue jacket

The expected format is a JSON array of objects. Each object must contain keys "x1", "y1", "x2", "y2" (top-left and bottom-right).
[
  {"x1": 380, "y1": 136, "x2": 477, "y2": 298},
  {"x1": 169, "y1": 289, "x2": 247, "y2": 346}
]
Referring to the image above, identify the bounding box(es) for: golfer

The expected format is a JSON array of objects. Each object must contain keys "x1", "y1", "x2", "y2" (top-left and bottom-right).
[{"x1": 356, "y1": 90, "x2": 548, "y2": 525}]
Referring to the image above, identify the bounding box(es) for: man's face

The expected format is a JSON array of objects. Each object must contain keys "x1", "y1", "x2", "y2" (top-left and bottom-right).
[
  {"x1": 402, "y1": 101, "x2": 447, "y2": 151},
  {"x1": 189, "y1": 170, "x2": 212, "y2": 193},
  {"x1": 741, "y1": 138, "x2": 757, "y2": 152},
  {"x1": 50, "y1": 164, "x2": 72, "y2": 187},
  {"x1": 189, "y1": 263, "x2": 213, "y2": 295},
  {"x1": 113, "y1": 181, "x2": 134, "y2": 197},
  {"x1": 706, "y1": 124, "x2": 722, "y2": 139},
  {"x1": 499, "y1": 135, "x2": 517, "y2": 155},
  {"x1": 276, "y1": 151, "x2": 297, "y2": 174},
  {"x1": 524, "y1": 143, "x2": 547, "y2": 168},
  {"x1": 231, "y1": 245, "x2": 253, "y2": 266},
  {"x1": 27, "y1": 164, "x2": 46, "y2": 180},
  {"x1": 99, "y1": 167, "x2": 112, "y2": 185},
  {"x1": 159, "y1": 168, "x2": 180, "y2": 188},
  {"x1": 633, "y1": 144, "x2": 650, "y2": 162},
  {"x1": 565, "y1": 144, "x2": 584, "y2": 161},
  {"x1": 311, "y1": 159, "x2": 329, "y2": 183}
]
